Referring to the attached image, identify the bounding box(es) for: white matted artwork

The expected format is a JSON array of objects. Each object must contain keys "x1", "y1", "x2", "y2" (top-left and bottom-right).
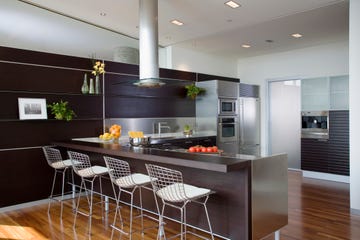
[{"x1": 18, "y1": 98, "x2": 47, "y2": 120}]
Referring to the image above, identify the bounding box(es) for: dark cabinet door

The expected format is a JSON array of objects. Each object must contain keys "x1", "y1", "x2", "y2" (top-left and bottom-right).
[{"x1": 301, "y1": 110, "x2": 349, "y2": 176}]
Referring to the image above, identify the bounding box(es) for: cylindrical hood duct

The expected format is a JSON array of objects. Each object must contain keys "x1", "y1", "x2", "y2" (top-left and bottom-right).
[{"x1": 134, "y1": 0, "x2": 164, "y2": 87}]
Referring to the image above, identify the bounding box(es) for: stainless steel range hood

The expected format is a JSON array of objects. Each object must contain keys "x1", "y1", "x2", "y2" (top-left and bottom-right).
[{"x1": 134, "y1": 0, "x2": 164, "y2": 87}]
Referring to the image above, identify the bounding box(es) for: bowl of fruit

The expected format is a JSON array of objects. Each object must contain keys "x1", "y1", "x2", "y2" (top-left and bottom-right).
[
  {"x1": 99, "y1": 124, "x2": 122, "y2": 142},
  {"x1": 128, "y1": 131, "x2": 151, "y2": 147},
  {"x1": 187, "y1": 145, "x2": 221, "y2": 154}
]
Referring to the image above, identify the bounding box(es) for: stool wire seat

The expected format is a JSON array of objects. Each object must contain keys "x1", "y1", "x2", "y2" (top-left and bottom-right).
[
  {"x1": 104, "y1": 156, "x2": 159, "y2": 240},
  {"x1": 42, "y1": 146, "x2": 75, "y2": 218},
  {"x1": 146, "y1": 164, "x2": 215, "y2": 240},
  {"x1": 67, "y1": 151, "x2": 109, "y2": 233}
]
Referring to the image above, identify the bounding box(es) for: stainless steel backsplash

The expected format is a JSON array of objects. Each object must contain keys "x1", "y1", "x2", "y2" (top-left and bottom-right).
[{"x1": 104, "y1": 117, "x2": 196, "y2": 135}]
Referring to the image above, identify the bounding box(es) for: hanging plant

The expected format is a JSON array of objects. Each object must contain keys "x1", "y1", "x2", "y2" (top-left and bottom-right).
[
  {"x1": 47, "y1": 100, "x2": 76, "y2": 121},
  {"x1": 185, "y1": 83, "x2": 205, "y2": 100}
]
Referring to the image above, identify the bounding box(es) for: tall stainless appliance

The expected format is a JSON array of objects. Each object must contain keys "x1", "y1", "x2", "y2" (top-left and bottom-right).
[
  {"x1": 196, "y1": 80, "x2": 240, "y2": 153},
  {"x1": 238, "y1": 83, "x2": 261, "y2": 155}
]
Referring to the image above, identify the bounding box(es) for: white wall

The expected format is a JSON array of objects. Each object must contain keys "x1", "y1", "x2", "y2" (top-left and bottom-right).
[
  {"x1": 349, "y1": 0, "x2": 360, "y2": 213},
  {"x1": 237, "y1": 41, "x2": 349, "y2": 155},
  {"x1": 0, "y1": 0, "x2": 237, "y2": 78},
  {"x1": 0, "y1": 0, "x2": 139, "y2": 62},
  {"x1": 167, "y1": 46, "x2": 238, "y2": 78}
]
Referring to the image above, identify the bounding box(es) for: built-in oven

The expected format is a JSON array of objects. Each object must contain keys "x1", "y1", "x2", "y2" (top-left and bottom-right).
[
  {"x1": 218, "y1": 98, "x2": 237, "y2": 115},
  {"x1": 301, "y1": 111, "x2": 329, "y2": 139},
  {"x1": 217, "y1": 116, "x2": 238, "y2": 142}
]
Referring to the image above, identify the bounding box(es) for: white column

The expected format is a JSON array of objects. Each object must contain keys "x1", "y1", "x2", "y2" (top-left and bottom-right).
[{"x1": 349, "y1": 0, "x2": 360, "y2": 213}]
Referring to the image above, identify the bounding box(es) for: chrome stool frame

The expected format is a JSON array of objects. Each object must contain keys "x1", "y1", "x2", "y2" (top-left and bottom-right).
[
  {"x1": 146, "y1": 164, "x2": 215, "y2": 240},
  {"x1": 104, "y1": 156, "x2": 159, "y2": 240},
  {"x1": 42, "y1": 146, "x2": 75, "y2": 218},
  {"x1": 67, "y1": 151, "x2": 109, "y2": 232}
]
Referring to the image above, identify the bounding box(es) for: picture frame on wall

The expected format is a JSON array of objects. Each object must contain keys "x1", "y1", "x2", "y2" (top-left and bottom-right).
[{"x1": 18, "y1": 98, "x2": 47, "y2": 120}]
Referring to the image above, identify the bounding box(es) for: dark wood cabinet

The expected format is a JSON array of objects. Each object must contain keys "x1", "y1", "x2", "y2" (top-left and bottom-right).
[{"x1": 301, "y1": 110, "x2": 349, "y2": 176}]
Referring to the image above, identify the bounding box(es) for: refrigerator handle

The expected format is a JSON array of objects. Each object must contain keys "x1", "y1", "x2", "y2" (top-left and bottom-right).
[{"x1": 239, "y1": 99, "x2": 245, "y2": 145}]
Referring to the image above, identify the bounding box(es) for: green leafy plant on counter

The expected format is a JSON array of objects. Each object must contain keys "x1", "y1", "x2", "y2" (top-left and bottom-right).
[
  {"x1": 185, "y1": 83, "x2": 205, "y2": 100},
  {"x1": 47, "y1": 100, "x2": 76, "y2": 121},
  {"x1": 183, "y1": 124, "x2": 193, "y2": 136}
]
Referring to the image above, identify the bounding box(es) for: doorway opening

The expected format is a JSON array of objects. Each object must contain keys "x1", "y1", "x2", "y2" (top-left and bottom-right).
[{"x1": 268, "y1": 79, "x2": 301, "y2": 169}]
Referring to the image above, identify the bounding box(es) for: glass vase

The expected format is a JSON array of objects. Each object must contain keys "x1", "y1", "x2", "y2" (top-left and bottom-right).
[
  {"x1": 81, "y1": 73, "x2": 89, "y2": 94},
  {"x1": 89, "y1": 78, "x2": 95, "y2": 94},
  {"x1": 95, "y1": 75, "x2": 101, "y2": 94}
]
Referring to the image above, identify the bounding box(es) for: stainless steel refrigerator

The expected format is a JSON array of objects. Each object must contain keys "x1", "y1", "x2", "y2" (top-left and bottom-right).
[{"x1": 238, "y1": 97, "x2": 261, "y2": 155}]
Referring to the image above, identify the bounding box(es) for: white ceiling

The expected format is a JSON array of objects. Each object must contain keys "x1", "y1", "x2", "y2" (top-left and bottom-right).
[{"x1": 20, "y1": 0, "x2": 349, "y2": 58}]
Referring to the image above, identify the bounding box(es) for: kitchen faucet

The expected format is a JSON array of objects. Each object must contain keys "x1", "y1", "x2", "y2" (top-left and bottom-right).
[{"x1": 157, "y1": 122, "x2": 171, "y2": 136}]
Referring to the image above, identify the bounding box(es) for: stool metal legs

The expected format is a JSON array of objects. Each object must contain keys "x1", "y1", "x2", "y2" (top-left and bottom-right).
[
  {"x1": 157, "y1": 196, "x2": 214, "y2": 240},
  {"x1": 73, "y1": 175, "x2": 105, "y2": 233},
  {"x1": 48, "y1": 167, "x2": 75, "y2": 218}
]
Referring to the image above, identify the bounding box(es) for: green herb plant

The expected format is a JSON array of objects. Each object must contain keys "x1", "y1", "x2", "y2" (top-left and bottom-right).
[
  {"x1": 47, "y1": 100, "x2": 76, "y2": 121},
  {"x1": 184, "y1": 83, "x2": 205, "y2": 100}
]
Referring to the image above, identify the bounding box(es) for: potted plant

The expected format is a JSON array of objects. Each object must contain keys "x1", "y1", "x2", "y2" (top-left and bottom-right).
[
  {"x1": 185, "y1": 83, "x2": 205, "y2": 100},
  {"x1": 183, "y1": 124, "x2": 193, "y2": 137},
  {"x1": 47, "y1": 100, "x2": 76, "y2": 121}
]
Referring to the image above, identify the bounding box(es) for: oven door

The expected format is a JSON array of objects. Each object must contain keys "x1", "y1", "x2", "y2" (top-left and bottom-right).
[
  {"x1": 218, "y1": 117, "x2": 238, "y2": 142},
  {"x1": 219, "y1": 98, "x2": 237, "y2": 115}
]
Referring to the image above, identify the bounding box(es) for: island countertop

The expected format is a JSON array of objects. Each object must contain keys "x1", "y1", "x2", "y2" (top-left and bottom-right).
[{"x1": 54, "y1": 139, "x2": 256, "y2": 173}]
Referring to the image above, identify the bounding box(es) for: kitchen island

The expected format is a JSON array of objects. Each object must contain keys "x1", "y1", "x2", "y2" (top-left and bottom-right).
[{"x1": 54, "y1": 140, "x2": 288, "y2": 240}]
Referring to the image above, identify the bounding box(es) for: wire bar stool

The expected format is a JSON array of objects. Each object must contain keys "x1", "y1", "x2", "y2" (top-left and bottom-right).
[
  {"x1": 42, "y1": 146, "x2": 75, "y2": 218},
  {"x1": 104, "y1": 156, "x2": 159, "y2": 240},
  {"x1": 146, "y1": 164, "x2": 215, "y2": 240},
  {"x1": 67, "y1": 151, "x2": 109, "y2": 233}
]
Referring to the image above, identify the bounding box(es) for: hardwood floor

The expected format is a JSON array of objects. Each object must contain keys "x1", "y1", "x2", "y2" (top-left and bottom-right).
[{"x1": 0, "y1": 170, "x2": 360, "y2": 240}]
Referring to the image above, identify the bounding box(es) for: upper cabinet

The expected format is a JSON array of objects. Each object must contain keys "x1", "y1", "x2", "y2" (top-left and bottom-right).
[
  {"x1": 301, "y1": 75, "x2": 348, "y2": 111},
  {"x1": 330, "y1": 75, "x2": 349, "y2": 110}
]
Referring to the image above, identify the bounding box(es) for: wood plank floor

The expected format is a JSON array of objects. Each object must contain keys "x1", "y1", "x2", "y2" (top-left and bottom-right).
[{"x1": 0, "y1": 170, "x2": 360, "y2": 240}]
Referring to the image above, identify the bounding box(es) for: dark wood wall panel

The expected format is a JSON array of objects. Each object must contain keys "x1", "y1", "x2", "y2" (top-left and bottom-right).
[
  {"x1": 0, "y1": 62, "x2": 89, "y2": 93},
  {"x1": 0, "y1": 46, "x2": 104, "y2": 207},
  {"x1": 0, "y1": 120, "x2": 102, "y2": 149},
  {"x1": 0, "y1": 46, "x2": 90, "y2": 70},
  {"x1": 104, "y1": 73, "x2": 195, "y2": 118},
  {"x1": 197, "y1": 73, "x2": 239, "y2": 82},
  {"x1": 301, "y1": 110, "x2": 349, "y2": 176},
  {"x1": 0, "y1": 148, "x2": 55, "y2": 207}
]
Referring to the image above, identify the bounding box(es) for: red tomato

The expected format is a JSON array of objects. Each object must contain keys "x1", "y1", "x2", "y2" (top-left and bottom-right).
[
  {"x1": 212, "y1": 146, "x2": 218, "y2": 152},
  {"x1": 206, "y1": 147, "x2": 213, "y2": 152},
  {"x1": 201, "y1": 147, "x2": 207, "y2": 152},
  {"x1": 195, "y1": 147, "x2": 201, "y2": 152},
  {"x1": 188, "y1": 147, "x2": 195, "y2": 152}
]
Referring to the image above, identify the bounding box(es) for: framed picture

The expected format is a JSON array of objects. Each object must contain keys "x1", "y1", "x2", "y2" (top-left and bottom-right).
[{"x1": 18, "y1": 98, "x2": 47, "y2": 120}]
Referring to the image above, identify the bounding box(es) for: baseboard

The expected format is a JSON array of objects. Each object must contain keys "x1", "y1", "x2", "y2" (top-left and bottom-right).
[
  {"x1": 302, "y1": 170, "x2": 349, "y2": 183},
  {"x1": 351, "y1": 208, "x2": 360, "y2": 215}
]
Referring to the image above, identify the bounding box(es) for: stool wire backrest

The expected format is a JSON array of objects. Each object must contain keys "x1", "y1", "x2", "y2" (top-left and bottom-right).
[
  {"x1": 104, "y1": 156, "x2": 134, "y2": 186},
  {"x1": 43, "y1": 146, "x2": 65, "y2": 168},
  {"x1": 67, "y1": 151, "x2": 92, "y2": 176},
  {"x1": 146, "y1": 164, "x2": 187, "y2": 201}
]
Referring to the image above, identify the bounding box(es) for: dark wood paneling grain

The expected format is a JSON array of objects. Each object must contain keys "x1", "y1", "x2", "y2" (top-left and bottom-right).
[
  {"x1": 0, "y1": 148, "x2": 54, "y2": 207},
  {"x1": 301, "y1": 110, "x2": 349, "y2": 176},
  {"x1": 160, "y1": 68, "x2": 196, "y2": 81},
  {"x1": 0, "y1": 45, "x2": 90, "y2": 69},
  {"x1": 0, "y1": 120, "x2": 103, "y2": 149},
  {"x1": 104, "y1": 74, "x2": 195, "y2": 118},
  {"x1": 0, "y1": 62, "x2": 88, "y2": 93},
  {"x1": 197, "y1": 73, "x2": 239, "y2": 82}
]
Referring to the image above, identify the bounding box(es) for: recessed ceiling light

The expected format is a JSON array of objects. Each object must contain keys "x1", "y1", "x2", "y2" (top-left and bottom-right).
[
  {"x1": 100, "y1": 12, "x2": 107, "y2": 17},
  {"x1": 291, "y1": 33, "x2": 303, "y2": 38},
  {"x1": 171, "y1": 19, "x2": 184, "y2": 26},
  {"x1": 225, "y1": 1, "x2": 241, "y2": 9},
  {"x1": 241, "y1": 44, "x2": 251, "y2": 48}
]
